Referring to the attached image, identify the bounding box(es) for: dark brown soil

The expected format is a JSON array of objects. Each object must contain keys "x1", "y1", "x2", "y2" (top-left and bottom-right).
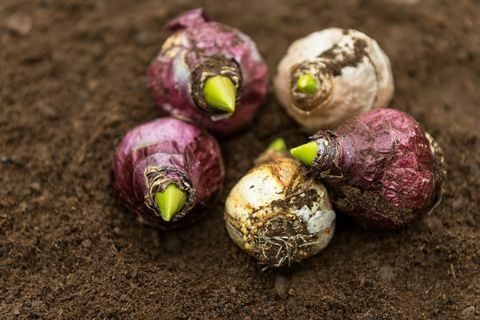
[{"x1": 1, "y1": 0, "x2": 479, "y2": 319}]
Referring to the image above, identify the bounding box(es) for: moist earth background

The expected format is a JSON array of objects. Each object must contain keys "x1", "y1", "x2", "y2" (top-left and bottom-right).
[{"x1": 1, "y1": 0, "x2": 479, "y2": 319}]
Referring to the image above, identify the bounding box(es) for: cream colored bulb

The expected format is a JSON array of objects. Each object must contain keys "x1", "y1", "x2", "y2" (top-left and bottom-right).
[
  {"x1": 274, "y1": 28, "x2": 394, "y2": 132},
  {"x1": 224, "y1": 151, "x2": 335, "y2": 267}
]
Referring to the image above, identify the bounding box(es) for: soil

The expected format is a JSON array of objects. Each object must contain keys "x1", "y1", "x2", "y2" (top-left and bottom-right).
[{"x1": 1, "y1": 0, "x2": 479, "y2": 319}]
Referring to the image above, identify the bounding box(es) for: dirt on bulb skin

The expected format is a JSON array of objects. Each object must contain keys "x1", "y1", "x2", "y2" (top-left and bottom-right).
[
  {"x1": 1, "y1": 0, "x2": 479, "y2": 319},
  {"x1": 253, "y1": 188, "x2": 324, "y2": 267},
  {"x1": 253, "y1": 215, "x2": 312, "y2": 267},
  {"x1": 319, "y1": 36, "x2": 368, "y2": 76}
]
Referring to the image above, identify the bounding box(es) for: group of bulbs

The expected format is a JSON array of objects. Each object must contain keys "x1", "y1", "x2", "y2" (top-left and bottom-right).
[{"x1": 112, "y1": 9, "x2": 445, "y2": 267}]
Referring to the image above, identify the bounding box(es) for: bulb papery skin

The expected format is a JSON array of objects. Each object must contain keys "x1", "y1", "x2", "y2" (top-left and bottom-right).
[
  {"x1": 148, "y1": 8, "x2": 268, "y2": 136},
  {"x1": 225, "y1": 151, "x2": 335, "y2": 267},
  {"x1": 274, "y1": 28, "x2": 394, "y2": 132},
  {"x1": 112, "y1": 118, "x2": 224, "y2": 229},
  {"x1": 307, "y1": 108, "x2": 445, "y2": 229}
]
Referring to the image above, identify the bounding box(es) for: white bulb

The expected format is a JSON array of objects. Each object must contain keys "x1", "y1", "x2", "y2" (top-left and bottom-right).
[
  {"x1": 225, "y1": 154, "x2": 335, "y2": 267},
  {"x1": 274, "y1": 28, "x2": 394, "y2": 132}
]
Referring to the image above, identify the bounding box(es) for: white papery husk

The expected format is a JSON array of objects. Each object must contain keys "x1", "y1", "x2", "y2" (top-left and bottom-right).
[
  {"x1": 274, "y1": 28, "x2": 394, "y2": 132},
  {"x1": 225, "y1": 155, "x2": 335, "y2": 267}
]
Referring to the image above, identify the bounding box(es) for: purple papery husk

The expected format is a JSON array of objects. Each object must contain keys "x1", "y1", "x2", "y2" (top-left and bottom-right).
[
  {"x1": 112, "y1": 117, "x2": 225, "y2": 229},
  {"x1": 309, "y1": 108, "x2": 445, "y2": 229},
  {"x1": 148, "y1": 8, "x2": 268, "y2": 136}
]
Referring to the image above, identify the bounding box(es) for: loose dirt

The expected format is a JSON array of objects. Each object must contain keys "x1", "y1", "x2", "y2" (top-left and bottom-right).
[{"x1": 1, "y1": 0, "x2": 479, "y2": 319}]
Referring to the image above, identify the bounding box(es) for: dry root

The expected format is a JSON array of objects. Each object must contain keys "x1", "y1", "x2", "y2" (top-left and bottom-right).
[{"x1": 252, "y1": 217, "x2": 319, "y2": 267}]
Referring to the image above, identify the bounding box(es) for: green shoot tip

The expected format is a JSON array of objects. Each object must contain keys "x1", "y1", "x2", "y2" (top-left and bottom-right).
[
  {"x1": 154, "y1": 184, "x2": 187, "y2": 222},
  {"x1": 290, "y1": 141, "x2": 318, "y2": 166},
  {"x1": 296, "y1": 73, "x2": 318, "y2": 94},
  {"x1": 268, "y1": 138, "x2": 287, "y2": 152},
  {"x1": 203, "y1": 75, "x2": 236, "y2": 113}
]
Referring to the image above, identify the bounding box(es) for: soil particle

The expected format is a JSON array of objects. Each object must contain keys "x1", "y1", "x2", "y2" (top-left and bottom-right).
[
  {"x1": 30, "y1": 182, "x2": 41, "y2": 193},
  {"x1": 81, "y1": 239, "x2": 92, "y2": 248},
  {"x1": 274, "y1": 274, "x2": 291, "y2": 299},
  {"x1": 4, "y1": 13, "x2": 32, "y2": 35},
  {"x1": 12, "y1": 305, "x2": 20, "y2": 316},
  {"x1": 461, "y1": 306, "x2": 477, "y2": 320},
  {"x1": 423, "y1": 215, "x2": 443, "y2": 230},
  {"x1": 378, "y1": 265, "x2": 396, "y2": 282}
]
